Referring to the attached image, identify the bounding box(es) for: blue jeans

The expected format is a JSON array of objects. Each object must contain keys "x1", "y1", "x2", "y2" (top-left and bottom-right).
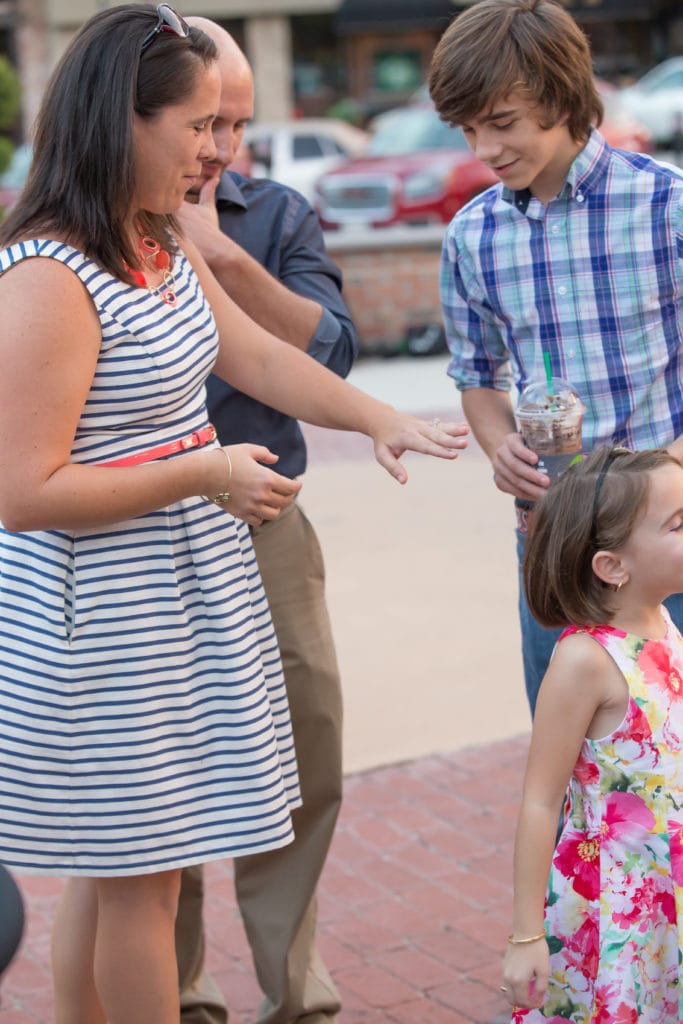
[{"x1": 516, "y1": 529, "x2": 683, "y2": 716}]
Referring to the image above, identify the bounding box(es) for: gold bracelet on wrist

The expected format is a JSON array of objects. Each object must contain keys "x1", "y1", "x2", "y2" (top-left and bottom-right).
[
  {"x1": 507, "y1": 930, "x2": 546, "y2": 945},
  {"x1": 202, "y1": 447, "x2": 232, "y2": 507}
]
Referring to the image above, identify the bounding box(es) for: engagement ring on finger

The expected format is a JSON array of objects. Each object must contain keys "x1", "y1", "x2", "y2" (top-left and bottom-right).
[{"x1": 500, "y1": 986, "x2": 508, "y2": 993}]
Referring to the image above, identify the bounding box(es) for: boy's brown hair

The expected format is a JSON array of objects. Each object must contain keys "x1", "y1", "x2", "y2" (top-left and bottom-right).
[
  {"x1": 523, "y1": 447, "x2": 680, "y2": 628},
  {"x1": 429, "y1": 0, "x2": 603, "y2": 143}
]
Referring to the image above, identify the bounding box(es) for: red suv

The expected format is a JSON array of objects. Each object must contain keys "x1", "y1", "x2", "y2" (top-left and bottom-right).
[{"x1": 314, "y1": 102, "x2": 498, "y2": 229}]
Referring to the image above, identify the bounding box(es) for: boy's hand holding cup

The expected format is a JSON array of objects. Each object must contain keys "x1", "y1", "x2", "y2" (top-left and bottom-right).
[{"x1": 516, "y1": 377, "x2": 585, "y2": 484}]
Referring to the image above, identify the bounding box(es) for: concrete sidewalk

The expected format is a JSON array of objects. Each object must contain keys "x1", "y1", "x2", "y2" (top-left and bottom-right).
[
  {"x1": 303, "y1": 354, "x2": 530, "y2": 773},
  {"x1": 1, "y1": 355, "x2": 532, "y2": 1023}
]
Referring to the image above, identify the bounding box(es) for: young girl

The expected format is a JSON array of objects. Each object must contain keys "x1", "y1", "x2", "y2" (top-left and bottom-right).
[{"x1": 502, "y1": 446, "x2": 683, "y2": 1022}]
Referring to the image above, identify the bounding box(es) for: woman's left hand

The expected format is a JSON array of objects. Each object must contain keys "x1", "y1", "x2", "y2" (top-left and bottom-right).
[{"x1": 371, "y1": 412, "x2": 469, "y2": 484}]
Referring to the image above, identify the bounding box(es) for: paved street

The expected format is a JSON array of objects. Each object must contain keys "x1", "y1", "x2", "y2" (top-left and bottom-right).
[
  {"x1": 2, "y1": 737, "x2": 527, "y2": 1024},
  {"x1": 1, "y1": 354, "x2": 530, "y2": 1024}
]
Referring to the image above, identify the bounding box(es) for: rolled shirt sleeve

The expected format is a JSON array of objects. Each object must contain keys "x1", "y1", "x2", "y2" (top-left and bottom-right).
[
  {"x1": 440, "y1": 216, "x2": 513, "y2": 394},
  {"x1": 275, "y1": 191, "x2": 358, "y2": 378}
]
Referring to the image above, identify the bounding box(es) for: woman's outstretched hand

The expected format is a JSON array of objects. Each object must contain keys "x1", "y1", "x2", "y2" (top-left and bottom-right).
[
  {"x1": 214, "y1": 445, "x2": 301, "y2": 527},
  {"x1": 370, "y1": 411, "x2": 469, "y2": 484}
]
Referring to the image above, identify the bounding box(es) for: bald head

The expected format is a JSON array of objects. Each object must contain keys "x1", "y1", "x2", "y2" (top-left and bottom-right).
[
  {"x1": 185, "y1": 17, "x2": 252, "y2": 82},
  {"x1": 184, "y1": 16, "x2": 255, "y2": 193}
]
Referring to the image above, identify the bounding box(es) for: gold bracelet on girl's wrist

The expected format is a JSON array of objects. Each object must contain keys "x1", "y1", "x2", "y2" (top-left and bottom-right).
[{"x1": 507, "y1": 930, "x2": 546, "y2": 945}]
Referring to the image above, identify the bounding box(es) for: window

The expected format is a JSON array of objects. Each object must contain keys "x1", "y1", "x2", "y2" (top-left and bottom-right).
[
  {"x1": 324, "y1": 138, "x2": 348, "y2": 156},
  {"x1": 372, "y1": 50, "x2": 422, "y2": 94},
  {"x1": 292, "y1": 135, "x2": 326, "y2": 159}
]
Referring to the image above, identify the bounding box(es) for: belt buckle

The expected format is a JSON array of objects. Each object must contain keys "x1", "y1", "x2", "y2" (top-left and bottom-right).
[{"x1": 181, "y1": 425, "x2": 215, "y2": 451}]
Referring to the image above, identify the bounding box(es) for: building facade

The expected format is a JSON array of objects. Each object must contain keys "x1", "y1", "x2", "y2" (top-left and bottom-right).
[
  {"x1": 3, "y1": 0, "x2": 683, "y2": 143},
  {"x1": 9, "y1": 0, "x2": 343, "y2": 139}
]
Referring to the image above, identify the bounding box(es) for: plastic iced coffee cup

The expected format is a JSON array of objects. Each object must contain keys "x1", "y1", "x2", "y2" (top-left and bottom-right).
[{"x1": 516, "y1": 378, "x2": 585, "y2": 482}]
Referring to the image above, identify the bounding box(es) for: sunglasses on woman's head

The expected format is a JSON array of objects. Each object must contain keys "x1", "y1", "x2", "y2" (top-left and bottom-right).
[{"x1": 140, "y1": 4, "x2": 190, "y2": 54}]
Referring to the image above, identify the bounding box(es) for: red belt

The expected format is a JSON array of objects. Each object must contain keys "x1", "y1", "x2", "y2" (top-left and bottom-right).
[{"x1": 102, "y1": 425, "x2": 217, "y2": 467}]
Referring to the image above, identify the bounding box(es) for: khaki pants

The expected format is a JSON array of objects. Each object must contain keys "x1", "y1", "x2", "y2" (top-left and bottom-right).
[{"x1": 177, "y1": 502, "x2": 343, "y2": 1024}]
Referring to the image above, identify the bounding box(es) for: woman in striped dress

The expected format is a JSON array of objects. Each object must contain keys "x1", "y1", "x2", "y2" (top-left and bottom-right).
[{"x1": 0, "y1": 5, "x2": 468, "y2": 1023}]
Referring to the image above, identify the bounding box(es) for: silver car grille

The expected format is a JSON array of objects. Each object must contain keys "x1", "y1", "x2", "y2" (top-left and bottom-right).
[{"x1": 318, "y1": 174, "x2": 396, "y2": 223}]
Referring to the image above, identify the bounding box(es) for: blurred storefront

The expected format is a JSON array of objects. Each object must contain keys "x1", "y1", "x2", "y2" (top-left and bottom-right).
[
  {"x1": 564, "y1": 0, "x2": 683, "y2": 81},
  {"x1": 4, "y1": 0, "x2": 344, "y2": 138},
  {"x1": 334, "y1": 0, "x2": 457, "y2": 121},
  {"x1": 334, "y1": 0, "x2": 683, "y2": 114},
  {"x1": 2, "y1": 0, "x2": 683, "y2": 142}
]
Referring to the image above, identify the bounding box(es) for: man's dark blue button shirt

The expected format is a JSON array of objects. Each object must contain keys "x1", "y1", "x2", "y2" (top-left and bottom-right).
[{"x1": 205, "y1": 170, "x2": 359, "y2": 479}]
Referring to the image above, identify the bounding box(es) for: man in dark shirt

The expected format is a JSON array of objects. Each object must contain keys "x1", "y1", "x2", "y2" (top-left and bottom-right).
[
  {"x1": 175, "y1": 18, "x2": 357, "y2": 1024},
  {"x1": 204, "y1": 173, "x2": 357, "y2": 471}
]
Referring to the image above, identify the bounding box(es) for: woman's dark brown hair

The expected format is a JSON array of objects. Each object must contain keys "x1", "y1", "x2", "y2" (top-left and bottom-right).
[
  {"x1": 524, "y1": 446, "x2": 680, "y2": 628},
  {"x1": 0, "y1": 4, "x2": 217, "y2": 282},
  {"x1": 429, "y1": 0, "x2": 603, "y2": 143}
]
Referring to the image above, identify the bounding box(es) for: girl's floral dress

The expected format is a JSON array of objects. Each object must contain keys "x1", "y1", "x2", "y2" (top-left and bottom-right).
[{"x1": 514, "y1": 609, "x2": 683, "y2": 1023}]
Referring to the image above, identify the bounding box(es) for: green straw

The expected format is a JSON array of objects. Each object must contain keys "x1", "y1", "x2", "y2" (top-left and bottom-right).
[{"x1": 543, "y1": 351, "x2": 554, "y2": 397}]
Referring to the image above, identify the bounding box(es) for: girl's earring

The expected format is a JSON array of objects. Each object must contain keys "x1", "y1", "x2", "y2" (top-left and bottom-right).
[{"x1": 616, "y1": 578, "x2": 626, "y2": 592}]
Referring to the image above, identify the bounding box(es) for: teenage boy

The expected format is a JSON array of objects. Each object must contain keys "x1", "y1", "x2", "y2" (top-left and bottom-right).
[{"x1": 429, "y1": 0, "x2": 683, "y2": 713}]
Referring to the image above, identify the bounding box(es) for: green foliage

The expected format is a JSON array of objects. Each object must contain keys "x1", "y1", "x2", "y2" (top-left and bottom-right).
[
  {"x1": 0, "y1": 55, "x2": 20, "y2": 179},
  {"x1": 325, "y1": 97, "x2": 364, "y2": 126},
  {"x1": 0, "y1": 55, "x2": 20, "y2": 131},
  {"x1": 0, "y1": 133, "x2": 13, "y2": 175}
]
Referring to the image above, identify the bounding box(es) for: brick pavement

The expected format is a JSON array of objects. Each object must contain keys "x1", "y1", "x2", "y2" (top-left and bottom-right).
[{"x1": 1, "y1": 734, "x2": 529, "y2": 1024}]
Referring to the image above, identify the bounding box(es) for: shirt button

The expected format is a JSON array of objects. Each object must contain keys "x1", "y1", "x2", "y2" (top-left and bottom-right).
[
  {"x1": 551, "y1": 224, "x2": 560, "y2": 234},
  {"x1": 576, "y1": 192, "x2": 584, "y2": 203},
  {"x1": 558, "y1": 285, "x2": 567, "y2": 296}
]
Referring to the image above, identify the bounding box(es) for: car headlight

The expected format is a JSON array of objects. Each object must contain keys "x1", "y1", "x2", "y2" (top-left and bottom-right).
[
  {"x1": 316, "y1": 181, "x2": 334, "y2": 202},
  {"x1": 403, "y1": 168, "x2": 447, "y2": 201}
]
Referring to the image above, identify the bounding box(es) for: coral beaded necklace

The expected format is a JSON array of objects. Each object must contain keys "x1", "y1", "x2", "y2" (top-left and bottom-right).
[{"x1": 125, "y1": 232, "x2": 177, "y2": 307}]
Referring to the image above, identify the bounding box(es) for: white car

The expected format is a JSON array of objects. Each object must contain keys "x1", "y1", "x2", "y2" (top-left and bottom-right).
[
  {"x1": 619, "y1": 57, "x2": 683, "y2": 148},
  {"x1": 244, "y1": 119, "x2": 368, "y2": 202}
]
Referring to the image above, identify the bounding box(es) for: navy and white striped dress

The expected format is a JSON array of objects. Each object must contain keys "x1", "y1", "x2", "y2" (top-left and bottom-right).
[{"x1": 0, "y1": 239, "x2": 301, "y2": 876}]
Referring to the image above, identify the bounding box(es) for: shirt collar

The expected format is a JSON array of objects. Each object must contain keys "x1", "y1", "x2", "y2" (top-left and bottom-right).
[
  {"x1": 565, "y1": 128, "x2": 611, "y2": 199},
  {"x1": 214, "y1": 170, "x2": 248, "y2": 210},
  {"x1": 504, "y1": 128, "x2": 611, "y2": 214}
]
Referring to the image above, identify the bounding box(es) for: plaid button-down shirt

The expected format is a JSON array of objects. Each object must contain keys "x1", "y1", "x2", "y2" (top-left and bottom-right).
[{"x1": 441, "y1": 129, "x2": 683, "y2": 452}]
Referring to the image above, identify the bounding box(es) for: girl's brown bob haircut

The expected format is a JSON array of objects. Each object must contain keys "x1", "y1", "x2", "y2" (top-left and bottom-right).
[
  {"x1": 524, "y1": 446, "x2": 681, "y2": 629},
  {"x1": 429, "y1": 0, "x2": 602, "y2": 143}
]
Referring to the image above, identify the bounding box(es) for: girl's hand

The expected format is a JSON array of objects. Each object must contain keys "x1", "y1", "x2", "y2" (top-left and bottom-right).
[
  {"x1": 371, "y1": 412, "x2": 469, "y2": 484},
  {"x1": 207, "y1": 445, "x2": 301, "y2": 527},
  {"x1": 501, "y1": 942, "x2": 549, "y2": 1010}
]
